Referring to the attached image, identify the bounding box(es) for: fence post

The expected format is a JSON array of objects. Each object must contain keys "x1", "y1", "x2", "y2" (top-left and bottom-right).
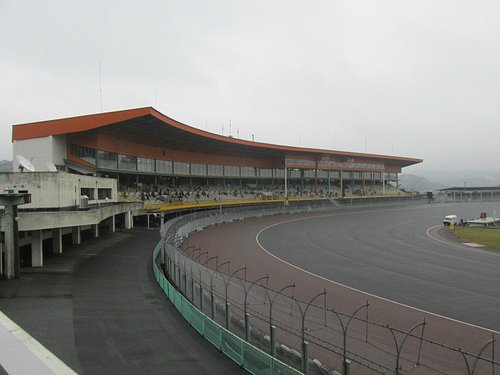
[
  {"x1": 225, "y1": 302, "x2": 230, "y2": 330},
  {"x1": 343, "y1": 358, "x2": 351, "y2": 375},
  {"x1": 302, "y1": 340, "x2": 309, "y2": 374},
  {"x1": 210, "y1": 290, "x2": 215, "y2": 319},
  {"x1": 245, "y1": 312, "x2": 250, "y2": 342},
  {"x1": 199, "y1": 284, "x2": 203, "y2": 312},
  {"x1": 270, "y1": 325, "x2": 276, "y2": 357}
]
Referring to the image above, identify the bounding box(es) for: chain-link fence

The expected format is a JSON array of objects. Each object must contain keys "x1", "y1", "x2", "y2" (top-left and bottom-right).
[{"x1": 156, "y1": 201, "x2": 498, "y2": 375}]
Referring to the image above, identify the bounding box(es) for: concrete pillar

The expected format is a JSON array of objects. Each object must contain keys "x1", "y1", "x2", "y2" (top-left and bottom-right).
[
  {"x1": 0, "y1": 242, "x2": 3, "y2": 277},
  {"x1": 72, "y1": 226, "x2": 81, "y2": 245},
  {"x1": 52, "y1": 228, "x2": 63, "y2": 254},
  {"x1": 91, "y1": 224, "x2": 99, "y2": 238},
  {"x1": 109, "y1": 215, "x2": 115, "y2": 232},
  {"x1": 2, "y1": 205, "x2": 16, "y2": 278},
  {"x1": 0, "y1": 194, "x2": 29, "y2": 279},
  {"x1": 31, "y1": 230, "x2": 43, "y2": 267},
  {"x1": 124, "y1": 211, "x2": 133, "y2": 230}
]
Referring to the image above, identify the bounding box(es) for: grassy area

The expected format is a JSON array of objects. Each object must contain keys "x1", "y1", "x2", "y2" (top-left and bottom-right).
[{"x1": 452, "y1": 226, "x2": 500, "y2": 250}]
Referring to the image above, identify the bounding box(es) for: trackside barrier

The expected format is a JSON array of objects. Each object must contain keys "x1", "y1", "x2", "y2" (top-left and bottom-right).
[{"x1": 153, "y1": 242, "x2": 303, "y2": 375}]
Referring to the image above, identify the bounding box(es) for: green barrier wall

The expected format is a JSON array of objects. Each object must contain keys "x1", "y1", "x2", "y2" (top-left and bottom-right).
[{"x1": 153, "y1": 242, "x2": 303, "y2": 375}]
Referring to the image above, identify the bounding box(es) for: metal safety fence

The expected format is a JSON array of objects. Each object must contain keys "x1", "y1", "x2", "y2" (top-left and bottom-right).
[
  {"x1": 155, "y1": 202, "x2": 499, "y2": 375},
  {"x1": 152, "y1": 242, "x2": 302, "y2": 375}
]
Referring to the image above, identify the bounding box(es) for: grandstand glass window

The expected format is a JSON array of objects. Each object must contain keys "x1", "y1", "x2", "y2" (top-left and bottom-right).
[
  {"x1": 274, "y1": 169, "x2": 285, "y2": 178},
  {"x1": 97, "y1": 150, "x2": 118, "y2": 169},
  {"x1": 303, "y1": 170, "x2": 315, "y2": 178},
  {"x1": 241, "y1": 167, "x2": 255, "y2": 177},
  {"x1": 289, "y1": 169, "x2": 301, "y2": 178},
  {"x1": 224, "y1": 165, "x2": 240, "y2": 177},
  {"x1": 352, "y1": 172, "x2": 361, "y2": 179},
  {"x1": 118, "y1": 154, "x2": 137, "y2": 171},
  {"x1": 71, "y1": 144, "x2": 96, "y2": 165},
  {"x1": 285, "y1": 157, "x2": 315, "y2": 166},
  {"x1": 259, "y1": 169, "x2": 272, "y2": 177},
  {"x1": 319, "y1": 160, "x2": 384, "y2": 170},
  {"x1": 137, "y1": 157, "x2": 155, "y2": 173},
  {"x1": 373, "y1": 172, "x2": 382, "y2": 179},
  {"x1": 329, "y1": 171, "x2": 340, "y2": 179},
  {"x1": 156, "y1": 160, "x2": 172, "y2": 174},
  {"x1": 173, "y1": 162, "x2": 189, "y2": 175},
  {"x1": 317, "y1": 170, "x2": 328, "y2": 178},
  {"x1": 208, "y1": 165, "x2": 223, "y2": 176},
  {"x1": 191, "y1": 163, "x2": 207, "y2": 176}
]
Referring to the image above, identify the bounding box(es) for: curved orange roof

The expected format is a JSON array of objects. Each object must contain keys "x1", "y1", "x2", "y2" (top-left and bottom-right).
[{"x1": 12, "y1": 107, "x2": 422, "y2": 168}]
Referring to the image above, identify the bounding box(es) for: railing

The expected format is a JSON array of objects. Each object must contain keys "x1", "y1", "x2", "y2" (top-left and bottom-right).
[{"x1": 154, "y1": 200, "x2": 498, "y2": 374}]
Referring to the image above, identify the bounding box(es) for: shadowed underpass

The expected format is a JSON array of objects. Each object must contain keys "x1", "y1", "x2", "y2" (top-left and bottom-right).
[{"x1": 0, "y1": 228, "x2": 244, "y2": 375}]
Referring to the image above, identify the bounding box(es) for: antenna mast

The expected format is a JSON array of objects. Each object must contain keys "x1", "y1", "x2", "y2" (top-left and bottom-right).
[{"x1": 99, "y1": 61, "x2": 103, "y2": 112}]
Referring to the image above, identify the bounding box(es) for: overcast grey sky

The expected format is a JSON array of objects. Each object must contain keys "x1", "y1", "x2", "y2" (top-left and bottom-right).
[{"x1": 1, "y1": 1, "x2": 499, "y2": 174}]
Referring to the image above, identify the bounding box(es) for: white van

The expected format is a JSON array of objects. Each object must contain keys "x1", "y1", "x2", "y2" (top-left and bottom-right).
[{"x1": 443, "y1": 215, "x2": 458, "y2": 226}]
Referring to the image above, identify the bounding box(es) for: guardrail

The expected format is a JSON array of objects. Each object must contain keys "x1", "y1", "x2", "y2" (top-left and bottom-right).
[{"x1": 153, "y1": 199, "x2": 499, "y2": 374}]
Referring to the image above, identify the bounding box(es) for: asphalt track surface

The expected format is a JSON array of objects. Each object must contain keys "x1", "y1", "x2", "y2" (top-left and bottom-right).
[
  {"x1": 0, "y1": 228, "x2": 244, "y2": 375},
  {"x1": 187, "y1": 202, "x2": 500, "y2": 373},
  {"x1": 256, "y1": 201, "x2": 500, "y2": 332}
]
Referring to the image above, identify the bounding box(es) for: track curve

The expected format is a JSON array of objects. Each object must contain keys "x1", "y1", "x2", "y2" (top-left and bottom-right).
[
  {"x1": 187, "y1": 202, "x2": 500, "y2": 374},
  {"x1": 256, "y1": 202, "x2": 500, "y2": 331}
]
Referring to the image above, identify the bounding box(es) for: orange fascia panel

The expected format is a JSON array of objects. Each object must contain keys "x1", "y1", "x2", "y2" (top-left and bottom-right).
[
  {"x1": 12, "y1": 106, "x2": 423, "y2": 167},
  {"x1": 12, "y1": 107, "x2": 152, "y2": 141}
]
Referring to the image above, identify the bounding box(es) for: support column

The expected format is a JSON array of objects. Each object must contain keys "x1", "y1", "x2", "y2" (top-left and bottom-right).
[
  {"x1": 0, "y1": 242, "x2": 3, "y2": 277},
  {"x1": 31, "y1": 230, "x2": 43, "y2": 267},
  {"x1": 124, "y1": 211, "x2": 133, "y2": 230},
  {"x1": 382, "y1": 172, "x2": 386, "y2": 195},
  {"x1": 284, "y1": 166, "x2": 288, "y2": 199},
  {"x1": 72, "y1": 226, "x2": 81, "y2": 245},
  {"x1": 109, "y1": 215, "x2": 115, "y2": 232},
  {"x1": 3, "y1": 205, "x2": 16, "y2": 278},
  {"x1": 91, "y1": 224, "x2": 99, "y2": 238},
  {"x1": 52, "y1": 228, "x2": 63, "y2": 254}
]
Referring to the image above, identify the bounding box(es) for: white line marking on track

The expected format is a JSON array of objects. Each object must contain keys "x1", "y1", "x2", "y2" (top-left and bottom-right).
[
  {"x1": 255, "y1": 211, "x2": 500, "y2": 335},
  {"x1": 426, "y1": 225, "x2": 500, "y2": 257}
]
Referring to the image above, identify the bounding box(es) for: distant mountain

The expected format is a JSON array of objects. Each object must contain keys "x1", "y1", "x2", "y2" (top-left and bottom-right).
[
  {"x1": 410, "y1": 170, "x2": 500, "y2": 189},
  {"x1": 0, "y1": 160, "x2": 12, "y2": 172},
  {"x1": 399, "y1": 174, "x2": 445, "y2": 193}
]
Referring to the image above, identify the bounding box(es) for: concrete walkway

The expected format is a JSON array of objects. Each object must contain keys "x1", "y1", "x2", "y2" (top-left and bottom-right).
[{"x1": 0, "y1": 228, "x2": 244, "y2": 375}]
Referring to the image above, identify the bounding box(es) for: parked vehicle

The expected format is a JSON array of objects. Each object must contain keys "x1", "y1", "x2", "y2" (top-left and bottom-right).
[{"x1": 443, "y1": 214, "x2": 458, "y2": 226}]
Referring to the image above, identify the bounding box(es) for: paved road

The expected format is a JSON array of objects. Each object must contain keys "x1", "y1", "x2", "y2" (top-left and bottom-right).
[
  {"x1": 0, "y1": 228, "x2": 244, "y2": 375},
  {"x1": 257, "y1": 202, "x2": 500, "y2": 331}
]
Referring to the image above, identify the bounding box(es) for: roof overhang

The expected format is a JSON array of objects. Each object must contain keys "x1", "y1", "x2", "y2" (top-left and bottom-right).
[{"x1": 12, "y1": 107, "x2": 423, "y2": 168}]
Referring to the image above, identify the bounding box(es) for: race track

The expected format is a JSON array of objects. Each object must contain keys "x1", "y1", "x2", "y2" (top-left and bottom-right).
[{"x1": 257, "y1": 202, "x2": 500, "y2": 331}]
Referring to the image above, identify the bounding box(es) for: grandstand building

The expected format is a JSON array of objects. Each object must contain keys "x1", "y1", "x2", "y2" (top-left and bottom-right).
[{"x1": 12, "y1": 107, "x2": 422, "y2": 199}]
